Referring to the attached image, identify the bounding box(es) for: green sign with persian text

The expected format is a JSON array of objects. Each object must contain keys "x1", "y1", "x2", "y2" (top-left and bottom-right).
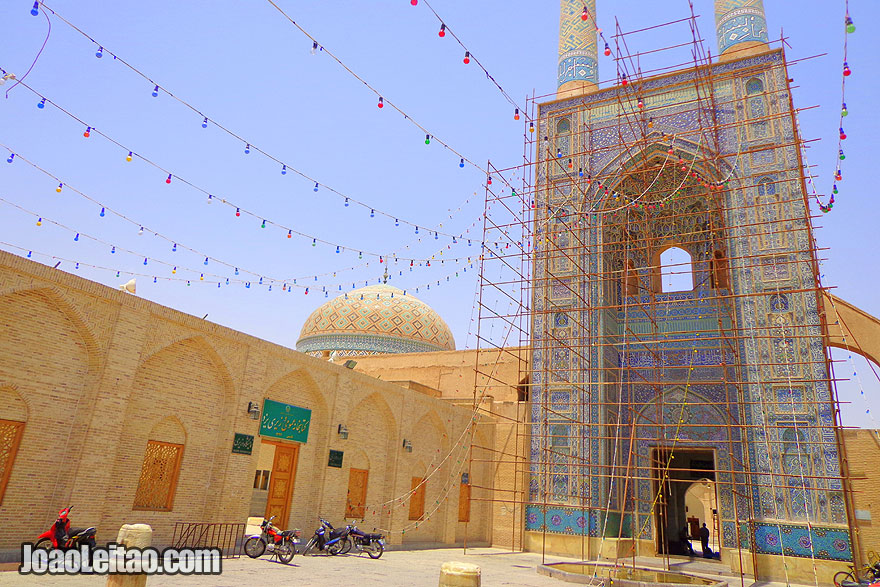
[
  {"x1": 259, "y1": 399, "x2": 311, "y2": 443},
  {"x1": 232, "y1": 433, "x2": 254, "y2": 455}
]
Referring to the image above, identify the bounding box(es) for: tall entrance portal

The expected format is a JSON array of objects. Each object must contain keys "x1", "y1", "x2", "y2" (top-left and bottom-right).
[{"x1": 471, "y1": 1, "x2": 858, "y2": 584}]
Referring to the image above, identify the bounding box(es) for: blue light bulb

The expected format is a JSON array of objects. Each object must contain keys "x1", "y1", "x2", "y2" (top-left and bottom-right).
[
  {"x1": 96, "y1": 46, "x2": 103, "y2": 58},
  {"x1": 143, "y1": 258, "x2": 148, "y2": 265},
  {"x1": 100, "y1": 207, "x2": 105, "y2": 217},
  {"x1": 281, "y1": 165, "x2": 287, "y2": 175},
  {"x1": 314, "y1": 182, "x2": 319, "y2": 192},
  {"x1": 27, "y1": 251, "x2": 32, "y2": 258},
  {"x1": 172, "y1": 243, "x2": 177, "y2": 252},
  {"x1": 244, "y1": 144, "x2": 250, "y2": 154},
  {"x1": 259, "y1": 277, "x2": 263, "y2": 285},
  {"x1": 344, "y1": 198, "x2": 349, "y2": 207},
  {"x1": 37, "y1": 98, "x2": 45, "y2": 109},
  {"x1": 204, "y1": 257, "x2": 209, "y2": 265},
  {"x1": 246, "y1": 282, "x2": 250, "y2": 288},
  {"x1": 235, "y1": 267, "x2": 239, "y2": 275},
  {"x1": 415, "y1": 226, "x2": 419, "y2": 234},
  {"x1": 370, "y1": 209, "x2": 375, "y2": 218},
  {"x1": 6, "y1": 154, "x2": 13, "y2": 163},
  {"x1": 151, "y1": 85, "x2": 159, "y2": 97},
  {"x1": 202, "y1": 117, "x2": 208, "y2": 128},
  {"x1": 30, "y1": 2, "x2": 39, "y2": 16},
  {"x1": 74, "y1": 233, "x2": 79, "y2": 241},
  {"x1": 459, "y1": 158, "x2": 464, "y2": 168},
  {"x1": 395, "y1": 219, "x2": 399, "y2": 227},
  {"x1": 111, "y1": 246, "x2": 115, "y2": 254}
]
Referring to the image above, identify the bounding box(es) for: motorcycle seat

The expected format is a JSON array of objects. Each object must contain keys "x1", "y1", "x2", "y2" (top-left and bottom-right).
[
  {"x1": 363, "y1": 533, "x2": 383, "y2": 540},
  {"x1": 280, "y1": 530, "x2": 295, "y2": 537},
  {"x1": 68, "y1": 527, "x2": 96, "y2": 538}
]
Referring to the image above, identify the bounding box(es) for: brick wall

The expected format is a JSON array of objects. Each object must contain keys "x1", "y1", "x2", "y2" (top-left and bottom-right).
[{"x1": 0, "y1": 251, "x2": 487, "y2": 550}]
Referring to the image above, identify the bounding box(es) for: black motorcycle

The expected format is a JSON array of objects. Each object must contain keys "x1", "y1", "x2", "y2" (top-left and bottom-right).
[
  {"x1": 347, "y1": 524, "x2": 385, "y2": 559},
  {"x1": 300, "y1": 518, "x2": 350, "y2": 555}
]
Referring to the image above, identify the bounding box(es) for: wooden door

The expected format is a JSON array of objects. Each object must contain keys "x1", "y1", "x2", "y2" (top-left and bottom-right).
[
  {"x1": 458, "y1": 483, "x2": 471, "y2": 522},
  {"x1": 345, "y1": 468, "x2": 369, "y2": 519},
  {"x1": 409, "y1": 477, "x2": 426, "y2": 520},
  {"x1": 265, "y1": 442, "x2": 299, "y2": 527}
]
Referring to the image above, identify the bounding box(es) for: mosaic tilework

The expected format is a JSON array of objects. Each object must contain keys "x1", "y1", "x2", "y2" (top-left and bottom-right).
[
  {"x1": 558, "y1": 0, "x2": 598, "y2": 87},
  {"x1": 297, "y1": 284, "x2": 454, "y2": 355},
  {"x1": 753, "y1": 523, "x2": 851, "y2": 561},
  {"x1": 715, "y1": 0, "x2": 769, "y2": 55}
]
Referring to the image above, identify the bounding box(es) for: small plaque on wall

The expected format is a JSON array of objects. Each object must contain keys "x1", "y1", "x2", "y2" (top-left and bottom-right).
[
  {"x1": 232, "y1": 433, "x2": 254, "y2": 455},
  {"x1": 328, "y1": 449, "x2": 344, "y2": 468}
]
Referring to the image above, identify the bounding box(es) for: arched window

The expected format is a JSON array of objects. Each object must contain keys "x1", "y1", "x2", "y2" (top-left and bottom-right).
[
  {"x1": 556, "y1": 118, "x2": 571, "y2": 134},
  {"x1": 746, "y1": 77, "x2": 769, "y2": 138},
  {"x1": 555, "y1": 118, "x2": 571, "y2": 159},
  {"x1": 757, "y1": 177, "x2": 781, "y2": 249},
  {"x1": 658, "y1": 247, "x2": 694, "y2": 293},
  {"x1": 781, "y1": 427, "x2": 813, "y2": 520}
]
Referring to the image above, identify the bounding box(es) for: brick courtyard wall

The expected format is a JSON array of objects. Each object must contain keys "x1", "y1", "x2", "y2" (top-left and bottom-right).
[{"x1": 0, "y1": 252, "x2": 484, "y2": 551}]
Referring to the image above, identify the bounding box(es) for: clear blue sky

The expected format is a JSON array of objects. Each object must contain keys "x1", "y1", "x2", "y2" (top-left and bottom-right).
[{"x1": 0, "y1": 1, "x2": 876, "y2": 427}]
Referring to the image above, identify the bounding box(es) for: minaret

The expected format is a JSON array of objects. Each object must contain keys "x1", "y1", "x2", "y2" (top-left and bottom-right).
[
  {"x1": 715, "y1": 0, "x2": 770, "y2": 61},
  {"x1": 557, "y1": 0, "x2": 598, "y2": 99}
]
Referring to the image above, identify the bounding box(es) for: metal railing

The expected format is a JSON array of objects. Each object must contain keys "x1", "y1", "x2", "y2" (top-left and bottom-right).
[{"x1": 171, "y1": 522, "x2": 246, "y2": 558}]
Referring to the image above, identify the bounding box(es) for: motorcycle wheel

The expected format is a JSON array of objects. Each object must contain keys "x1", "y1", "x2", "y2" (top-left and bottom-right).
[
  {"x1": 833, "y1": 571, "x2": 855, "y2": 587},
  {"x1": 301, "y1": 537, "x2": 317, "y2": 556},
  {"x1": 366, "y1": 542, "x2": 384, "y2": 559},
  {"x1": 276, "y1": 542, "x2": 294, "y2": 564},
  {"x1": 34, "y1": 538, "x2": 53, "y2": 552},
  {"x1": 327, "y1": 540, "x2": 344, "y2": 556},
  {"x1": 341, "y1": 536, "x2": 353, "y2": 555},
  {"x1": 244, "y1": 536, "x2": 266, "y2": 558}
]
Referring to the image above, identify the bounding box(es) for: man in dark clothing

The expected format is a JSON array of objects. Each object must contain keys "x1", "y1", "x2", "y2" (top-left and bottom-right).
[
  {"x1": 699, "y1": 523, "x2": 711, "y2": 557},
  {"x1": 680, "y1": 525, "x2": 695, "y2": 555}
]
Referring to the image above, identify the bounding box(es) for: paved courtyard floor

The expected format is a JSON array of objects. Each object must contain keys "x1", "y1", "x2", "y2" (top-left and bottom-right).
[{"x1": 0, "y1": 547, "x2": 814, "y2": 586}]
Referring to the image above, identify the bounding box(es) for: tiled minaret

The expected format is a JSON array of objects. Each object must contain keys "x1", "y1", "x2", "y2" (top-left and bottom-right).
[
  {"x1": 557, "y1": 0, "x2": 598, "y2": 99},
  {"x1": 715, "y1": 0, "x2": 770, "y2": 61}
]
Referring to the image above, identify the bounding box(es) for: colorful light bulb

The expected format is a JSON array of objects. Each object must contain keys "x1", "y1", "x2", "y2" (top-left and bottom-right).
[
  {"x1": 83, "y1": 127, "x2": 91, "y2": 138},
  {"x1": 846, "y1": 16, "x2": 856, "y2": 33},
  {"x1": 37, "y1": 98, "x2": 46, "y2": 109},
  {"x1": 344, "y1": 197, "x2": 349, "y2": 207},
  {"x1": 138, "y1": 226, "x2": 144, "y2": 235},
  {"x1": 207, "y1": 194, "x2": 213, "y2": 204},
  {"x1": 151, "y1": 85, "x2": 159, "y2": 97},
  {"x1": 234, "y1": 267, "x2": 239, "y2": 275},
  {"x1": 56, "y1": 183, "x2": 62, "y2": 193},
  {"x1": 36, "y1": 217, "x2": 42, "y2": 226},
  {"x1": 637, "y1": 97, "x2": 644, "y2": 109},
  {"x1": 833, "y1": 184, "x2": 839, "y2": 194},
  {"x1": 235, "y1": 208, "x2": 240, "y2": 217},
  {"x1": 74, "y1": 233, "x2": 79, "y2": 241},
  {"x1": 30, "y1": 1, "x2": 39, "y2": 16},
  {"x1": 261, "y1": 219, "x2": 266, "y2": 228},
  {"x1": 621, "y1": 73, "x2": 628, "y2": 86},
  {"x1": 514, "y1": 108, "x2": 520, "y2": 121},
  {"x1": 463, "y1": 51, "x2": 470, "y2": 65},
  {"x1": 370, "y1": 209, "x2": 375, "y2": 217},
  {"x1": 581, "y1": 5, "x2": 589, "y2": 20},
  {"x1": 836, "y1": 169, "x2": 843, "y2": 181},
  {"x1": 100, "y1": 207, "x2": 105, "y2": 217},
  {"x1": 311, "y1": 41, "x2": 318, "y2": 55},
  {"x1": 395, "y1": 219, "x2": 399, "y2": 226},
  {"x1": 172, "y1": 243, "x2": 177, "y2": 252},
  {"x1": 487, "y1": 175, "x2": 492, "y2": 185},
  {"x1": 459, "y1": 158, "x2": 464, "y2": 168},
  {"x1": 281, "y1": 164, "x2": 287, "y2": 175},
  {"x1": 27, "y1": 251, "x2": 31, "y2": 258},
  {"x1": 438, "y1": 24, "x2": 446, "y2": 37},
  {"x1": 244, "y1": 144, "x2": 250, "y2": 154},
  {"x1": 75, "y1": 263, "x2": 79, "y2": 269},
  {"x1": 411, "y1": 0, "x2": 417, "y2": 5},
  {"x1": 841, "y1": 103, "x2": 848, "y2": 117},
  {"x1": 126, "y1": 151, "x2": 133, "y2": 162},
  {"x1": 95, "y1": 46, "x2": 103, "y2": 58},
  {"x1": 200, "y1": 273, "x2": 204, "y2": 281},
  {"x1": 839, "y1": 149, "x2": 845, "y2": 160},
  {"x1": 604, "y1": 42, "x2": 611, "y2": 57},
  {"x1": 202, "y1": 117, "x2": 208, "y2": 128},
  {"x1": 204, "y1": 257, "x2": 209, "y2": 265},
  {"x1": 529, "y1": 121, "x2": 535, "y2": 133},
  {"x1": 166, "y1": 174, "x2": 172, "y2": 184},
  {"x1": 840, "y1": 127, "x2": 847, "y2": 140},
  {"x1": 843, "y1": 62, "x2": 851, "y2": 76},
  {"x1": 425, "y1": 134, "x2": 431, "y2": 144},
  {"x1": 377, "y1": 96, "x2": 384, "y2": 108},
  {"x1": 314, "y1": 182, "x2": 319, "y2": 192}
]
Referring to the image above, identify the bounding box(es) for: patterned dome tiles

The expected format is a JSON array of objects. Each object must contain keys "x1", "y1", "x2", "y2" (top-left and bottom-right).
[{"x1": 296, "y1": 284, "x2": 455, "y2": 355}]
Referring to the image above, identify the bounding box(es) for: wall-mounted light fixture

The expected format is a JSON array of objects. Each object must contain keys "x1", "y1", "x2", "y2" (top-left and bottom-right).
[
  {"x1": 343, "y1": 359, "x2": 358, "y2": 369},
  {"x1": 337, "y1": 424, "x2": 349, "y2": 440},
  {"x1": 247, "y1": 401, "x2": 260, "y2": 420},
  {"x1": 402, "y1": 439, "x2": 413, "y2": 453}
]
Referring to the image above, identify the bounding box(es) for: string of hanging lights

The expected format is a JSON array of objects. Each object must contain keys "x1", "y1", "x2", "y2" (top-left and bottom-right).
[
  {"x1": 409, "y1": 0, "x2": 529, "y2": 124},
  {"x1": 31, "y1": 1, "x2": 517, "y2": 220}
]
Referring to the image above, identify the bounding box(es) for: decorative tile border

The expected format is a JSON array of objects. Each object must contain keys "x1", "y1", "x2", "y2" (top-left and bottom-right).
[{"x1": 753, "y1": 522, "x2": 852, "y2": 562}]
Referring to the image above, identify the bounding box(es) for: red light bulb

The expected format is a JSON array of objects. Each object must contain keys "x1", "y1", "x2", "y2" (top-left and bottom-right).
[
  {"x1": 581, "y1": 6, "x2": 588, "y2": 20},
  {"x1": 514, "y1": 108, "x2": 520, "y2": 121},
  {"x1": 236, "y1": 208, "x2": 241, "y2": 217},
  {"x1": 463, "y1": 51, "x2": 470, "y2": 64},
  {"x1": 165, "y1": 174, "x2": 172, "y2": 184},
  {"x1": 411, "y1": 0, "x2": 417, "y2": 4},
  {"x1": 83, "y1": 126, "x2": 91, "y2": 138},
  {"x1": 604, "y1": 43, "x2": 611, "y2": 57},
  {"x1": 621, "y1": 74, "x2": 628, "y2": 86},
  {"x1": 377, "y1": 96, "x2": 384, "y2": 108},
  {"x1": 637, "y1": 98, "x2": 644, "y2": 109},
  {"x1": 438, "y1": 23, "x2": 446, "y2": 37},
  {"x1": 843, "y1": 62, "x2": 851, "y2": 76},
  {"x1": 840, "y1": 127, "x2": 847, "y2": 140}
]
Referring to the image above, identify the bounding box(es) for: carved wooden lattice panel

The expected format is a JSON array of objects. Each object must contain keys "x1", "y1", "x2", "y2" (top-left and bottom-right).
[
  {"x1": 0, "y1": 419, "x2": 25, "y2": 506},
  {"x1": 133, "y1": 440, "x2": 184, "y2": 511}
]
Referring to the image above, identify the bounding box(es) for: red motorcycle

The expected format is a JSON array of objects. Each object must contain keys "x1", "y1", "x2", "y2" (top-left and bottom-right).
[
  {"x1": 244, "y1": 516, "x2": 300, "y2": 564},
  {"x1": 35, "y1": 506, "x2": 97, "y2": 552}
]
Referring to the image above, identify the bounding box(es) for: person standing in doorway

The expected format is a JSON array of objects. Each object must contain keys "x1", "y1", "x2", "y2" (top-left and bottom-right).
[
  {"x1": 680, "y1": 525, "x2": 695, "y2": 556},
  {"x1": 699, "y1": 522, "x2": 711, "y2": 557}
]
